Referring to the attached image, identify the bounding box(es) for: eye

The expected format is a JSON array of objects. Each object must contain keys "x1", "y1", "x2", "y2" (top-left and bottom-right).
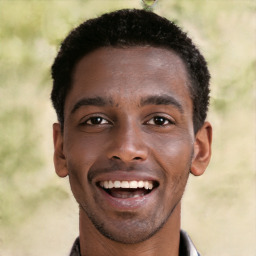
[
  {"x1": 147, "y1": 116, "x2": 174, "y2": 126},
  {"x1": 83, "y1": 116, "x2": 109, "y2": 125}
]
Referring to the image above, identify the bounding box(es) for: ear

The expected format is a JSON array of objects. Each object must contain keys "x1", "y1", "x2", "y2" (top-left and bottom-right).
[
  {"x1": 53, "y1": 123, "x2": 68, "y2": 177},
  {"x1": 191, "y1": 121, "x2": 212, "y2": 176}
]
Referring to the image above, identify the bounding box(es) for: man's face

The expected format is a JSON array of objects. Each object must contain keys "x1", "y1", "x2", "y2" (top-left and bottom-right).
[{"x1": 59, "y1": 47, "x2": 196, "y2": 243}]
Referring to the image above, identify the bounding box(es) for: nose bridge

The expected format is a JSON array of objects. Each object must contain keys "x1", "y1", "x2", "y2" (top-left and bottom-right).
[{"x1": 108, "y1": 117, "x2": 148, "y2": 162}]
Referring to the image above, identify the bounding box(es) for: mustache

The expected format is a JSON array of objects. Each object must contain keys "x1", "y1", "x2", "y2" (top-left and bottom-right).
[{"x1": 87, "y1": 161, "x2": 160, "y2": 182}]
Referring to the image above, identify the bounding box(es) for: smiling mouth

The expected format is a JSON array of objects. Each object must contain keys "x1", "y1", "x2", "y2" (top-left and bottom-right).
[{"x1": 98, "y1": 180, "x2": 159, "y2": 199}]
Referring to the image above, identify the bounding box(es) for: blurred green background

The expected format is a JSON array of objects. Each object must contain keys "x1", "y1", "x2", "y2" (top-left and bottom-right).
[{"x1": 0, "y1": 0, "x2": 255, "y2": 255}]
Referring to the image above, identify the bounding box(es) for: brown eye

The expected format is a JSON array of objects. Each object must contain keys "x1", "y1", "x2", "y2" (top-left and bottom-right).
[
  {"x1": 85, "y1": 117, "x2": 108, "y2": 125},
  {"x1": 147, "y1": 116, "x2": 174, "y2": 126},
  {"x1": 153, "y1": 117, "x2": 167, "y2": 125}
]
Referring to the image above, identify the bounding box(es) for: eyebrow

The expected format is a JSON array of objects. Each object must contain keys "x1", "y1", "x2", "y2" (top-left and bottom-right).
[
  {"x1": 140, "y1": 95, "x2": 184, "y2": 113},
  {"x1": 70, "y1": 95, "x2": 184, "y2": 114},
  {"x1": 71, "y1": 96, "x2": 113, "y2": 114}
]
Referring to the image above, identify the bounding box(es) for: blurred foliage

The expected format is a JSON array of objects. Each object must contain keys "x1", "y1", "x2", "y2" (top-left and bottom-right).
[{"x1": 0, "y1": 0, "x2": 255, "y2": 255}]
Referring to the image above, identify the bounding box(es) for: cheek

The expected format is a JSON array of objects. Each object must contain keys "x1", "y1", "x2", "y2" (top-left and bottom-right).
[
  {"x1": 64, "y1": 131, "x2": 105, "y2": 166},
  {"x1": 151, "y1": 132, "x2": 193, "y2": 169},
  {"x1": 149, "y1": 132, "x2": 193, "y2": 192},
  {"x1": 63, "y1": 133, "x2": 103, "y2": 201},
  {"x1": 148, "y1": 134, "x2": 192, "y2": 215}
]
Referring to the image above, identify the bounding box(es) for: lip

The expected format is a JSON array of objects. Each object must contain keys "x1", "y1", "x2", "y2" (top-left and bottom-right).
[
  {"x1": 93, "y1": 170, "x2": 160, "y2": 183},
  {"x1": 93, "y1": 171, "x2": 160, "y2": 211}
]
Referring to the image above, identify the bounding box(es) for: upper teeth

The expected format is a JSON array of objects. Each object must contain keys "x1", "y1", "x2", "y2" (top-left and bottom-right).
[{"x1": 99, "y1": 180, "x2": 154, "y2": 190}]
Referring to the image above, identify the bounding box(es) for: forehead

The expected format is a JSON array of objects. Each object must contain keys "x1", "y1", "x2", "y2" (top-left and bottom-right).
[{"x1": 66, "y1": 46, "x2": 192, "y2": 112}]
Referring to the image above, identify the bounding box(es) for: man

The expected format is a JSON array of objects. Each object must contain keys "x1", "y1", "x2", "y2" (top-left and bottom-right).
[{"x1": 51, "y1": 9, "x2": 212, "y2": 256}]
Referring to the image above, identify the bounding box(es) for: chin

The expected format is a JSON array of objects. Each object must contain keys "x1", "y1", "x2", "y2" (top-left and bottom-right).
[{"x1": 86, "y1": 208, "x2": 169, "y2": 244}]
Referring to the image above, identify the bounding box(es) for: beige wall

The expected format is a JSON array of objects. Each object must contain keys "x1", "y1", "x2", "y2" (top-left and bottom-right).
[{"x1": 0, "y1": 1, "x2": 255, "y2": 255}]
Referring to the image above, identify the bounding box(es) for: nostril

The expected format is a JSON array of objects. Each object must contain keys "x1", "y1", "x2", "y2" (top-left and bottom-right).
[{"x1": 111, "y1": 156, "x2": 143, "y2": 161}]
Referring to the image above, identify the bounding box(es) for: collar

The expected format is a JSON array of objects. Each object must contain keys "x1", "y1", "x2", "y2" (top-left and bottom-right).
[
  {"x1": 179, "y1": 230, "x2": 200, "y2": 256},
  {"x1": 69, "y1": 230, "x2": 200, "y2": 256}
]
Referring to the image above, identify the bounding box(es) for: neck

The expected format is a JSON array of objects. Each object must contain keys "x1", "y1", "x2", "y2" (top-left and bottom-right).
[{"x1": 79, "y1": 203, "x2": 181, "y2": 256}]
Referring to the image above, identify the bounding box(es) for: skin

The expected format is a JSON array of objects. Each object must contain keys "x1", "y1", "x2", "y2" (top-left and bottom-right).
[{"x1": 53, "y1": 46, "x2": 212, "y2": 256}]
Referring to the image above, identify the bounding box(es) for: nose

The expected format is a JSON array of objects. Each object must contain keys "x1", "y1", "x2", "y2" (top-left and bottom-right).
[{"x1": 106, "y1": 123, "x2": 148, "y2": 163}]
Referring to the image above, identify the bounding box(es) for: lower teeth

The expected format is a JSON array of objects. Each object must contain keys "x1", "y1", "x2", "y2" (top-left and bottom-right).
[{"x1": 106, "y1": 188, "x2": 149, "y2": 198}]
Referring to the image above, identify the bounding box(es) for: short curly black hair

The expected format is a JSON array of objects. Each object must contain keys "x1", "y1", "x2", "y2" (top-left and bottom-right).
[{"x1": 51, "y1": 9, "x2": 210, "y2": 133}]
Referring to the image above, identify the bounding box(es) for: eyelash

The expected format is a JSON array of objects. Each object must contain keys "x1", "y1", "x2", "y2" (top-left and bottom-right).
[
  {"x1": 146, "y1": 116, "x2": 175, "y2": 126},
  {"x1": 81, "y1": 116, "x2": 110, "y2": 126},
  {"x1": 81, "y1": 115, "x2": 175, "y2": 127}
]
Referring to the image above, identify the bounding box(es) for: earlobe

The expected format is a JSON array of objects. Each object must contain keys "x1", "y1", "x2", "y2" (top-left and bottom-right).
[
  {"x1": 53, "y1": 123, "x2": 68, "y2": 178},
  {"x1": 191, "y1": 122, "x2": 212, "y2": 176}
]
